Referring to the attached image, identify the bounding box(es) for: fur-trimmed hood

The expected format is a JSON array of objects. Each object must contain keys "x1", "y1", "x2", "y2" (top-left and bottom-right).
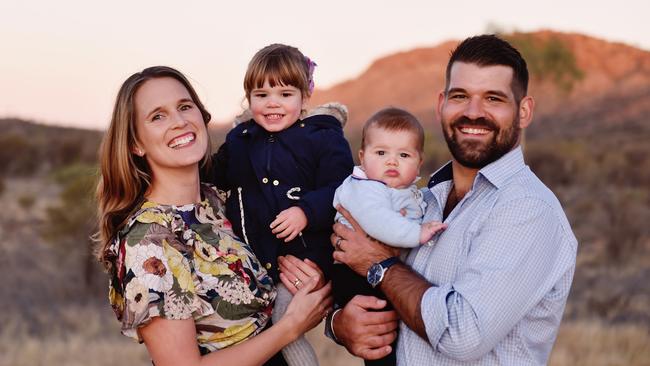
[{"x1": 233, "y1": 102, "x2": 348, "y2": 128}]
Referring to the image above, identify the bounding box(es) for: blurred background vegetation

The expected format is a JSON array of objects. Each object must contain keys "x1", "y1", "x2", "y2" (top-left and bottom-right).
[{"x1": 1, "y1": 31, "x2": 648, "y2": 365}]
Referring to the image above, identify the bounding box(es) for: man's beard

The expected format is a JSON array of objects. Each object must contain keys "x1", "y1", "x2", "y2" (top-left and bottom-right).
[{"x1": 442, "y1": 115, "x2": 521, "y2": 169}]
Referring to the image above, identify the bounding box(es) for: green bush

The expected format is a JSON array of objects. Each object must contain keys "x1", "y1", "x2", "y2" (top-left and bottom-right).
[{"x1": 505, "y1": 33, "x2": 584, "y2": 92}]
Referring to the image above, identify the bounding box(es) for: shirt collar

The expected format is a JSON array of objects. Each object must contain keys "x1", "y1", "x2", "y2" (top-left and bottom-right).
[
  {"x1": 351, "y1": 165, "x2": 368, "y2": 179},
  {"x1": 427, "y1": 146, "x2": 525, "y2": 189},
  {"x1": 427, "y1": 162, "x2": 453, "y2": 188},
  {"x1": 478, "y1": 146, "x2": 525, "y2": 189}
]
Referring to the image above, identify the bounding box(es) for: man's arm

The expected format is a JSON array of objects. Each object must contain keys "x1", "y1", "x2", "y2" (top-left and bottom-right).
[
  {"x1": 331, "y1": 208, "x2": 430, "y2": 339},
  {"x1": 333, "y1": 198, "x2": 575, "y2": 361}
]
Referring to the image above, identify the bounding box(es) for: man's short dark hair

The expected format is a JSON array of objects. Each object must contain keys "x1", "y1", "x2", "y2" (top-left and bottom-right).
[{"x1": 445, "y1": 34, "x2": 529, "y2": 103}]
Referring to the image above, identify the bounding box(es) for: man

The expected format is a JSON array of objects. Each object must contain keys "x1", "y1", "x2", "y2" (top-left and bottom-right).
[{"x1": 329, "y1": 34, "x2": 578, "y2": 365}]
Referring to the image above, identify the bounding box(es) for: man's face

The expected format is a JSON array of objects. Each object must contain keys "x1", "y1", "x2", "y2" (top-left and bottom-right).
[{"x1": 438, "y1": 62, "x2": 523, "y2": 169}]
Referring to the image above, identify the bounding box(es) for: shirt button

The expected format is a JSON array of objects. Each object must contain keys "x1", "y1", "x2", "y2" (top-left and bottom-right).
[
  {"x1": 242, "y1": 129, "x2": 248, "y2": 134},
  {"x1": 273, "y1": 180, "x2": 279, "y2": 186},
  {"x1": 262, "y1": 177, "x2": 269, "y2": 184},
  {"x1": 265, "y1": 263, "x2": 272, "y2": 269},
  {"x1": 300, "y1": 123, "x2": 305, "y2": 127}
]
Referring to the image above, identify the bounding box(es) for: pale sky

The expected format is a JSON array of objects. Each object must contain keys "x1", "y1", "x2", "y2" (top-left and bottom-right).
[{"x1": 1, "y1": 0, "x2": 648, "y2": 130}]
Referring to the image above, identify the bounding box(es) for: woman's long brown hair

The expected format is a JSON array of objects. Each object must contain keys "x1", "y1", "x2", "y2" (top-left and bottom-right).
[{"x1": 95, "y1": 66, "x2": 212, "y2": 270}]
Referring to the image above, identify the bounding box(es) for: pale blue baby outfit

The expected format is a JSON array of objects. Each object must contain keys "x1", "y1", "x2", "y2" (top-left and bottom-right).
[{"x1": 333, "y1": 166, "x2": 426, "y2": 248}]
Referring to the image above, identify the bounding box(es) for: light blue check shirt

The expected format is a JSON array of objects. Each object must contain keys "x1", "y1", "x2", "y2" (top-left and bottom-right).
[{"x1": 397, "y1": 146, "x2": 577, "y2": 365}]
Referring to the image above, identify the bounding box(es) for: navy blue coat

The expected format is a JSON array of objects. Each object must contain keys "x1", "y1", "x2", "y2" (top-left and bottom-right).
[{"x1": 210, "y1": 114, "x2": 354, "y2": 280}]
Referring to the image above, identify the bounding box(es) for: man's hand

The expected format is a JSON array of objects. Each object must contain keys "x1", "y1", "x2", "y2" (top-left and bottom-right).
[
  {"x1": 332, "y1": 205, "x2": 400, "y2": 276},
  {"x1": 333, "y1": 295, "x2": 399, "y2": 360},
  {"x1": 271, "y1": 207, "x2": 308, "y2": 242}
]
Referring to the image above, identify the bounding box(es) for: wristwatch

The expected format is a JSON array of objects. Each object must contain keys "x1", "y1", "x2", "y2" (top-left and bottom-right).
[{"x1": 367, "y1": 256, "x2": 399, "y2": 288}]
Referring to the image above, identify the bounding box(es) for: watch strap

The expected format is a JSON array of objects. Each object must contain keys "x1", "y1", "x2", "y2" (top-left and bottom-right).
[{"x1": 379, "y1": 256, "x2": 399, "y2": 269}]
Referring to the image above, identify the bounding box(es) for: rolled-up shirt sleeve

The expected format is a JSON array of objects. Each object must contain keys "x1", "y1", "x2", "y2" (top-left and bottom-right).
[{"x1": 421, "y1": 196, "x2": 574, "y2": 361}]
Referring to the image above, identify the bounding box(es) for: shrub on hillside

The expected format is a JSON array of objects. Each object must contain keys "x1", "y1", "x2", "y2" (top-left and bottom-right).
[{"x1": 505, "y1": 33, "x2": 584, "y2": 92}]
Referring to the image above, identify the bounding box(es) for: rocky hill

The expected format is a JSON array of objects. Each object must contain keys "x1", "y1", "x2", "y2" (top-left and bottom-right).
[{"x1": 311, "y1": 31, "x2": 650, "y2": 140}]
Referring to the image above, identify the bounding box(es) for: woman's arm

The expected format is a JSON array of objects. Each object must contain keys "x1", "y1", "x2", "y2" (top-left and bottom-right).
[{"x1": 141, "y1": 278, "x2": 332, "y2": 366}]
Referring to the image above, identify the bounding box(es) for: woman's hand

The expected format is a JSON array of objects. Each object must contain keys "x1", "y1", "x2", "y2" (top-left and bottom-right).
[
  {"x1": 279, "y1": 277, "x2": 333, "y2": 340},
  {"x1": 278, "y1": 255, "x2": 326, "y2": 295}
]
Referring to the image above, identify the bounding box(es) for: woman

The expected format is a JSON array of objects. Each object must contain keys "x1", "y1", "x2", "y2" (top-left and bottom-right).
[{"x1": 95, "y1": 66, "x2": 331, "y2": 366}]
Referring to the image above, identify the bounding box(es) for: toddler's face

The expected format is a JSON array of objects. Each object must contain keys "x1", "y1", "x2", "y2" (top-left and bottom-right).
[
  {"x1": 249, "y1": 79, "x2": 306, "y2": 132},
  {"x1": 359, "y1": 127, "x2": 422, "y2": 189}
]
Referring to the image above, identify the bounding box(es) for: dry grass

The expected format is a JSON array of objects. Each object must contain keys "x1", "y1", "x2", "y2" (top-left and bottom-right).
[
  {"x1": 549, "y1": 321, "x2": 650, "y2": 366},
  {"x1": 0, "y1": 307, "x2": 150, "y2": 366},
  {"x1": 2, "y1": 306, "x2": 647, "y2": 366}
]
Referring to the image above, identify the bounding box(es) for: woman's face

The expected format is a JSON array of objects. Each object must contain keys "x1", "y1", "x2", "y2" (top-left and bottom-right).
[{"x1": 133, "y1": 77, "x2": 208, "y2": 177}]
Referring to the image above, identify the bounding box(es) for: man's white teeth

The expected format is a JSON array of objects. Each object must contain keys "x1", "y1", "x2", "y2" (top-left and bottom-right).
[
  {"x1": 460, "y1": 127, "x2": 489, "y2": 135},
  {"x1": 168, "y1": 134, "x2": 194, "y2": 148}
]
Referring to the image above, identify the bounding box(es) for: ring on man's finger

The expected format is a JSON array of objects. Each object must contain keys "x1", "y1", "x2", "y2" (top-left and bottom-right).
[
  {"x1": 335, "y1": 237, "x2": 343, "y2": 251},
  {"x1": 293, "y1": 278, "x2": 302, "y2": 288}
]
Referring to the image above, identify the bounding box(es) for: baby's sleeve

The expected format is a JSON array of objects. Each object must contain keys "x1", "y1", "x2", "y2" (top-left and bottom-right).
[{"x1": 335, "y1": 179, "x2": 421, "y2": 248}]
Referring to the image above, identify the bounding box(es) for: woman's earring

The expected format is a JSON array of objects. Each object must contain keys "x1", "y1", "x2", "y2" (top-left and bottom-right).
[{"x1": 133, "y1": 147, "x2": 144, "y2": 157}]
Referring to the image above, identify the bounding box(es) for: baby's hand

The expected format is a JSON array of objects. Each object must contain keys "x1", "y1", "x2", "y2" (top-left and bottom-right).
[
  {"x1": 419, "y1": 221, "x2": 447, "y2": 246},
  {"x1": 271, "y1": 207, "x2": 308, "y2": 242}
]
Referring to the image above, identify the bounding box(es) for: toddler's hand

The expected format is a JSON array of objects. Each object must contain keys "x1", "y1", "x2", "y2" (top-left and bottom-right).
[
  {"x1": 419, "y1": 221, "x2": 447, "y2": 246},
  {"x1": 271, "y1": 207, "x2": 308, "y2": 242}
]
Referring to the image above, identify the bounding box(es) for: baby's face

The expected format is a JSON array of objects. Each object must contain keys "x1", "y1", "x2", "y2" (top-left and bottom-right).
[{"x1": 359, "y1": 127, "x2": 422, "y2": 189}]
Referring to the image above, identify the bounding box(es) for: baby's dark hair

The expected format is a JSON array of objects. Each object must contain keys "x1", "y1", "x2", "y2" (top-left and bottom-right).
[
  {"x1": 361, "y1": 107, "x2": 424, "y2": 152},
  {"x1": 244, "y1": 44, "x2": 312, "y2": 101}
]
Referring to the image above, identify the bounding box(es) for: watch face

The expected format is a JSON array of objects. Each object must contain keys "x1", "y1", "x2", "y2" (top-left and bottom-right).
[{"x1": 367, "y1": 263, "x2": 383, "y2": 287}]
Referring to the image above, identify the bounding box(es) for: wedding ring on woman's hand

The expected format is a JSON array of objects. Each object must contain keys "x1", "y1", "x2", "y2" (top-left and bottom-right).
[{"x1": 293, "y1": 278, "x2": 302, "y2": 288}]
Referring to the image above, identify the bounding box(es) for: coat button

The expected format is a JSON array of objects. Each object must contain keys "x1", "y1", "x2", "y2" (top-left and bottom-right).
[
  {"x1": 265, "y1": 263, "x2": 272, "y2": 269},
  {"x1": 262, "y1": 177, "x2": 269, "y2": 184},
  {"x1": 242, "y1": 129, "x2": 248, "y2": 134},
  {"x1": 272, "y1": 180, "x2": 279, "y2": 186}
]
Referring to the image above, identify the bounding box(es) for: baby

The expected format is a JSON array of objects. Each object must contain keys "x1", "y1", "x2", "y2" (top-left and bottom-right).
[
  {"x1": 333, "y1": 107, "x2": 445, "y2": 248},
  {"x1": 331, "y1": 107, "x2": 446, "y2": 366}
]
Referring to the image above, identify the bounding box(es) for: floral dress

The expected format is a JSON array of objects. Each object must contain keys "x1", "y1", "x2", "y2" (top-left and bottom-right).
[{"x1": 107, "y1": 184, "x2": 276, "y2": 354}]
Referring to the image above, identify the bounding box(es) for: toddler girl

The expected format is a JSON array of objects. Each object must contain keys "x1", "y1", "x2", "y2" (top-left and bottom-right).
[{"x1": 212, "y1": 44, "x2": 354, "y2": 366}]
